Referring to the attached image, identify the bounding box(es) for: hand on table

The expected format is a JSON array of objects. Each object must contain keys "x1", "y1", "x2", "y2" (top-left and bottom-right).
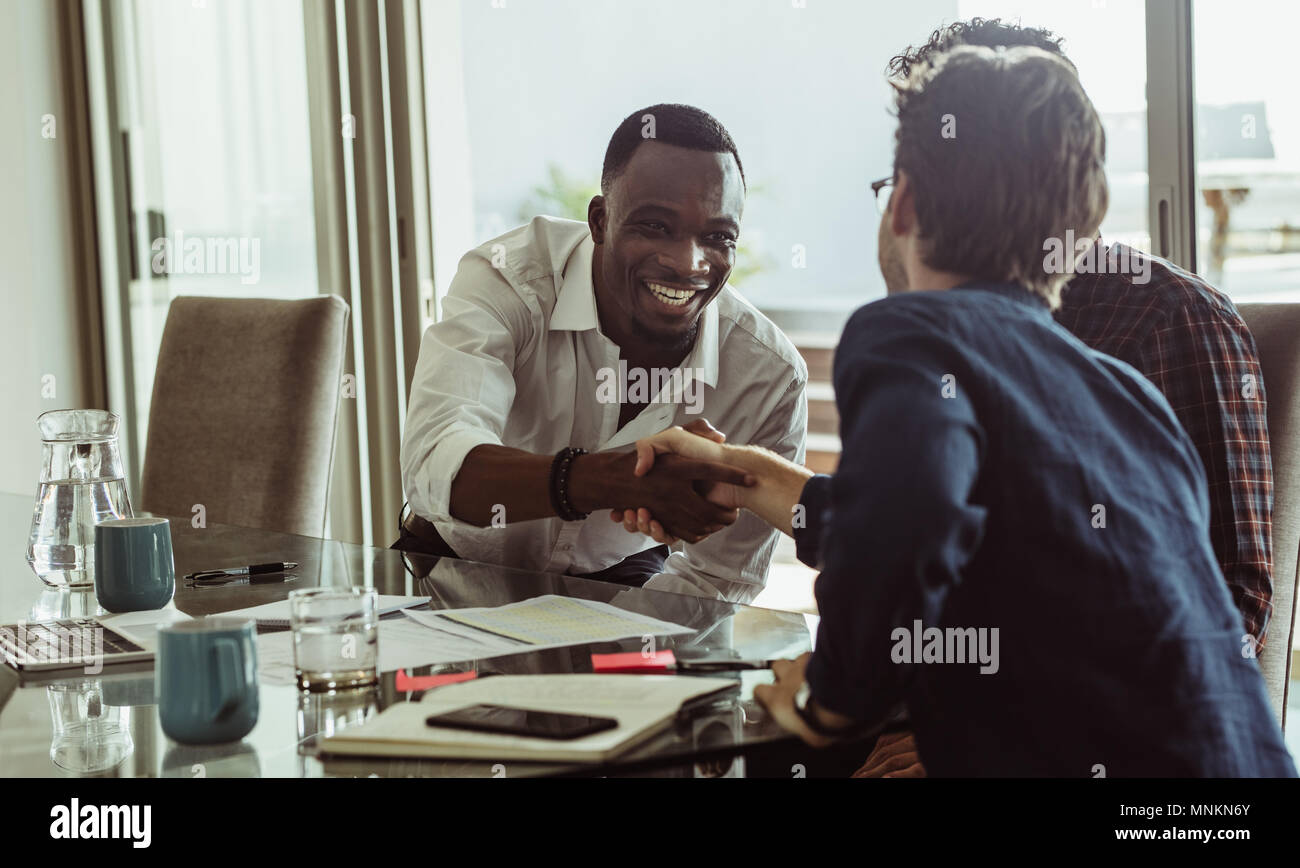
[
  {"x1": 852, "y1": 730, "x2": 927, "y2": 778},
  {"x1": 752, "y1": 652, "x2": 837, "y2": 749}
]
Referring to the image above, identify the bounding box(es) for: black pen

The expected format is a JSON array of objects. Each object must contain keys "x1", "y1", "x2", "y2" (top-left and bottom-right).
[
  {"x1": 183, "y1": 562, "x2": 299, "y2": 583},
  {"x1": 673, "y1": 657, "x2": 775, "y2": 672}
]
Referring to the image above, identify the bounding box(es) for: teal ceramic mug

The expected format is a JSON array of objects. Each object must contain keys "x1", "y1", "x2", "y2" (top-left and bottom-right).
[
  {"x1": 93, "y1": 517, "x2": 175, "y2": 613},
  {"x1": 157, "y1": 618, "x2": 259, "y2": 744}
]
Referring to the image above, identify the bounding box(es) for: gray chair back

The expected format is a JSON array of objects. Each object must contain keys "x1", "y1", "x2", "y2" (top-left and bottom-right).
[
  {"x1": 1238, "y1": 303, "x2": 1300, "y2": 728},
  {"x1": 141, "y1": 296, "x2": 349, "y2": 538}
]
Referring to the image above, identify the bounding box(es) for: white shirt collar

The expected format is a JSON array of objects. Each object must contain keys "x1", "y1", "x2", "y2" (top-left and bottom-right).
[
  {"x1": 550, "y1": 235, "x2": 720, "y2": 389},
  {"x1": 550, "y1": 236, "x2": 600, "y2": 332}
]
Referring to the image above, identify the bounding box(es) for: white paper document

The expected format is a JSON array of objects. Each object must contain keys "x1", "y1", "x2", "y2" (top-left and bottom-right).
[
  {"x1": 405, "y1": 595, "x2": 694, "y2": 647},
  {"x1": 255, "y1": 595, "x2": 693, "y2": 686},
  {"x1": 101, "y1": 606, "x2": 194, "y2": 652},
  {"x1": 218, "y1": 595, "x2": 430, "y2": 626}
]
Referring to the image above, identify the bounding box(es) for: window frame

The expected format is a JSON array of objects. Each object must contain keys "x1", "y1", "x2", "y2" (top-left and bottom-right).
[{"x1": 1145, "y1": 0, "x2": 1200, "y2": 272}]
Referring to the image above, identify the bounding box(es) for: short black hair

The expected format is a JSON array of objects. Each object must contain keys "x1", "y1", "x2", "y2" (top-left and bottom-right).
[
  {"x1": 600, "y1": 103, "x2": 745, "y2": 194},
  {"x1": 888, "y1": 17, "x2": 1070, "y2": 80}
]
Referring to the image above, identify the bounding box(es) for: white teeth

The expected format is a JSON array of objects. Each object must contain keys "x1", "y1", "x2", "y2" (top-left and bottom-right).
[{"x1": 645, "y1": 281, "x2": 697, "y2": 306}]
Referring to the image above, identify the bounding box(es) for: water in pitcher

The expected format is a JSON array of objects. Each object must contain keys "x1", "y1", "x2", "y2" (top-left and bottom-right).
[
  {"x1": 28, "y1": 478, "x2": 133, "y2": 588},
  {"x1": 27, "y1": 411, "x2": 134, "y2": 589}
]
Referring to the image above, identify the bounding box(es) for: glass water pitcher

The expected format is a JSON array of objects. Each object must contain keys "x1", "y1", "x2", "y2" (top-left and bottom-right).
[{"x1": 27, "y1": 410, "x2": 134, "y2": 589}]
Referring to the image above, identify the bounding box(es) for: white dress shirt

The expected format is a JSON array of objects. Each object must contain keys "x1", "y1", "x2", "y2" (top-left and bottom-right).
[{"x1": 400, "y1": 216, "x2": 807, "y2": 602}]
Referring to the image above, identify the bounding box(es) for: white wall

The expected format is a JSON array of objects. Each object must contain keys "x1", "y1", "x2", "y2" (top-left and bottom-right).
[{"x1": 0, "y1": 0, "x2": 97, "y2": 496}]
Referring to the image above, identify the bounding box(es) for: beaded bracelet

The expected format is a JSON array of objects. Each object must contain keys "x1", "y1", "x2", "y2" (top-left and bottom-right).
[{"x1": 549, "y1": 447, "x2": 590, "y2": 521}]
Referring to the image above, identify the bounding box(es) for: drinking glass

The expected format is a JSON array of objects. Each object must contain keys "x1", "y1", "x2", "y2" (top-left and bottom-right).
[{"x1": 289, "y1": 588, "x2": 379, "y2": 692}]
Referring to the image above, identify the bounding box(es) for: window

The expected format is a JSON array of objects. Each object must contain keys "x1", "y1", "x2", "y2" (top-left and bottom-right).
[
  {"x1": 960, "y1": 0, "x2": 1150, "y2": 254},
  {"x1": 1194, "y1": 0, "x2": 1300, "y2": 301},
  {"x1": 115, "y1": 0, "x2": 319, "y2": 463},
  {"x1": 430, "y1": 0, "x2": 1149, "y2": 329},
  {"x1": 434, "y1": 0, "x2": 967, "y2": 328}
]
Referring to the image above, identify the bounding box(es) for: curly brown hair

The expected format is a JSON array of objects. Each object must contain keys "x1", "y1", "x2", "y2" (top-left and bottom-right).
[
  {"x1": 891, "y1": 45, "x2": 1107, "y2": 306},
  {"x1": 887, "y1": 17, "x2": 1071, "y2": 80}
]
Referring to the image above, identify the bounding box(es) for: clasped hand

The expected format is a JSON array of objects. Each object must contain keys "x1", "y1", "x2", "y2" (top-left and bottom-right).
[{"x1": 608, "y1": 418, "x2": 748, "y2": 545}]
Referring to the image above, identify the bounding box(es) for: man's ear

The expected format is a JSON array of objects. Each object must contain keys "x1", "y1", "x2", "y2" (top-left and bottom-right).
[
  {"x1": 889, "y1": 172, "x2": 916, "y2": 238},
  {"x1": 588, "y1": 195, "x2": 608, "y2": 244}
]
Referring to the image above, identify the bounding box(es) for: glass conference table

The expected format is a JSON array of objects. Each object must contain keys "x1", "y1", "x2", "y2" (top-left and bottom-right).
[{"x1": 0, "y1": 492, "x2": 851, "y2": 778}]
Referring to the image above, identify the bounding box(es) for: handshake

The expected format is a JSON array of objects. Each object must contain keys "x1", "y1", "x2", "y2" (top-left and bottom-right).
[{"x1": 594, "y1": 419, "x2": 812, "y2": 546}]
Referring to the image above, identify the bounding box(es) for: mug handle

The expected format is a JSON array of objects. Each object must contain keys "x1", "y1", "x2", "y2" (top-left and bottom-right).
[{"x1": 210, "y1": 638, "x2": 246, "y2": 722}]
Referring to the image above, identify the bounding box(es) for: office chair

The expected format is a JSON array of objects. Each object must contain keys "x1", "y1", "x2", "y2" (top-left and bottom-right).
[
  {"x1": 1238, "y1": 303, "x2": 1300, "y2": 728},
  {"x1": 140, "y1": 295, "x2": 350, "y2": 538}
]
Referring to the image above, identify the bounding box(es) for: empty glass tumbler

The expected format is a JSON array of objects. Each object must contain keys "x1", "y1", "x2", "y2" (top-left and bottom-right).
[{"x1": 27, "y1": 410, "x2": 134, "y2": 589}]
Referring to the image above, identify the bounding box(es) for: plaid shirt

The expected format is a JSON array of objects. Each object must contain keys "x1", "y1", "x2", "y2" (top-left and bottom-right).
[{"x1": 1056, "y1": 241, "x2": 1274, "y2": 651}]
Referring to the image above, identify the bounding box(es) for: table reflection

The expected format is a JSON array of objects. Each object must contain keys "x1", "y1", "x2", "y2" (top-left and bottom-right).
[
  {"x1": 297, "y1": 686, "x2": 380, "y2": 748},
  {"x1": 689, "y1": 702, "x2": 747, "y2": 779},
  {"x1": 30, "y1": 588, "x2": 102, "y2": 622},
  {"x1": 162, "y1": 740, "x2": 262, "y2": 778},
  {"x1": 47, "y1": 679, "x2": 133, "y2": 774}
]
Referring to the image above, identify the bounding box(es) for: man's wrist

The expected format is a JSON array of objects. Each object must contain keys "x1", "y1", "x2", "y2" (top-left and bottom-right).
[
  {"x1": 724, "y1": 445, "x2": 813, "y2": 525},
  {"x1": 724, "y1": 444, "x2": 810, "y2": 481},
  {"x1": 548, "y1": 447, "x2": 590, "y2": 521},
  {"x1": 567, "y1": 451, "x2": 627, "y2": 514}
]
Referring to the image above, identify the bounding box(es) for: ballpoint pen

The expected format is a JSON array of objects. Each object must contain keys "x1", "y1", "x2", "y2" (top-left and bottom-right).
[
  {"x1": 183, "y1": 562, "x2": 299, "y2": 585},
  {"x1": 674, "y1": 657, "x2": 776, "y2": 672}
]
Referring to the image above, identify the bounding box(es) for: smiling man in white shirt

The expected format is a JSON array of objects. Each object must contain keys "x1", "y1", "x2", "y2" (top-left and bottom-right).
[{"x1": 398, "y1": 103, "x2": 807, "y2": 601}]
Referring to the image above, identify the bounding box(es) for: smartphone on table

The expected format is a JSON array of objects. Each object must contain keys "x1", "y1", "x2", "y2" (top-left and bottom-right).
[{"x1": 425, "y1": 704, "x2": 618, "y2": 740}]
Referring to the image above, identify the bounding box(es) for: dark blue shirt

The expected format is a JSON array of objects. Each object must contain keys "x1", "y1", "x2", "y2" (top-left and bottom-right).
[{"x1": 795, "y1": 282, "x2": 1295, "y2": 777}]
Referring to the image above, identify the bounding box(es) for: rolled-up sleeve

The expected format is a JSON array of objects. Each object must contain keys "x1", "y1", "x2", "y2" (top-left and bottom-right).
[
  {"x1": 646, "y1": 372, "x2": 808, "y2": 603},
  {"x1": 804, "y1": 307, "x2": 986, "y2": 724},
  {"x1": 400, "y1": 255, "x2": 535, "y2": 525},
  {"x1": 792, "y1": 474, "x2": 832, "y2": 569}
]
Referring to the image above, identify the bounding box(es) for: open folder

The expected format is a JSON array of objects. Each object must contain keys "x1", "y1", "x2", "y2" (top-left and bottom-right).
[{"x1": 318, "y1": 674, "x2": 737, "y2": 763}]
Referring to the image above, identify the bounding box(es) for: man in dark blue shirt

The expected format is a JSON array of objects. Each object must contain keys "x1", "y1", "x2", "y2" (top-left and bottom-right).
[{"x1": 620, "y1": 44, "x2": 1295, "y2": 775}]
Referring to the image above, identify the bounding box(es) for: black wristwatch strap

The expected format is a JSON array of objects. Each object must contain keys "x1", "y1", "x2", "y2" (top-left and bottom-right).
[{"x1": 549, "y1": 447, "x2": 590, "y2": 521}]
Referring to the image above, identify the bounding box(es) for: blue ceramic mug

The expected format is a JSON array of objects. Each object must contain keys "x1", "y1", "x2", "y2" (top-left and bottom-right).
[
  {"x1": 157, "y1": 618, "x2": 259, "y2": 744},
  {"x1": 94, "y1": 517, "x2": 175, "y2": 612}
]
